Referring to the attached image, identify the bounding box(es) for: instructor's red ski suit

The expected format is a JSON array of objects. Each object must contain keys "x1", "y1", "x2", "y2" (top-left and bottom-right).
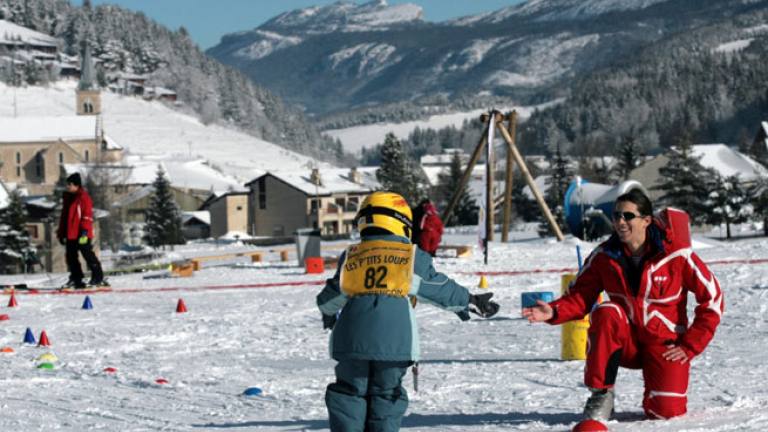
[{"x1": 548, "y1": 220, "x2": 723, "y2": 419}]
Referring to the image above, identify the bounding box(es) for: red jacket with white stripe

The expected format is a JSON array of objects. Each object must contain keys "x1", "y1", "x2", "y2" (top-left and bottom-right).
[
  {"x1": 57, "y1": 188, "x2": 94, "y2": 240},
  {"x1": 548, "y1": 220, "x2": 723, "y2": 359}
]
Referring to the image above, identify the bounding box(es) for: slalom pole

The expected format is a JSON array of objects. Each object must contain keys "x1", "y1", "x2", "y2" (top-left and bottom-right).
[{"x1": 576, "y1": 245, "x2": 583, "y2": 270}]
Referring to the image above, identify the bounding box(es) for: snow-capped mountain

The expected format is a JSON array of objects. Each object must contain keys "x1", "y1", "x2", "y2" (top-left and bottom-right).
[
  {"x1": 449, "y1": 0, "x2": 670, "y2": 25},
  {"x1": 208, "y1": 0, "x2": 752, "y2": 116}
]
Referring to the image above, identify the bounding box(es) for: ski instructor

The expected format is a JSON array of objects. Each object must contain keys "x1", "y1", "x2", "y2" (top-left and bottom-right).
[
  {"x1": 57, "y1": 172, "x2": 105, "y2": 289},
  {"x1": 522, "y1": 189, "x2": 723, "y2": 424},
  {"x1": 317, "y1": 191, "x2": 499, "y2": 432}
]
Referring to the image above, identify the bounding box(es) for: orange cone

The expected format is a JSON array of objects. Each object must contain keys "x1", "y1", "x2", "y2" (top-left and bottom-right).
[
  {"x1": 8, "y1": 293, "x2": 18, "y2": 307},
  {"x1": 38, "y1": 331, "x2": 51, "y2": 347},
  {"x1": 176, "y1": 299, "x2": 187, "y2": 313}
]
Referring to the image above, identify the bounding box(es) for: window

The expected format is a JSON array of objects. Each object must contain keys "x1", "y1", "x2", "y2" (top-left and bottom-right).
[
  {"x1": 258, "y1": 178, "x2": 266, "y2": 210},
  {"x1": 236, "y1": 205, "x2": 243, "y2": 211},
  {"x1": 58, "y1": 152, "x2": 63, "y2": 164},
  {"x1": 15, "y1": 152, "x2": 20, "y2": 164},
  {"x1": 26, "y1": 225, "x2": 38, "y2": 238},
  {"x1": 16, "y1": 166, "x2": 21, "y2": 177},
  {"x1": 84, "y1": 150, "x2": 89, "y2": 162}
]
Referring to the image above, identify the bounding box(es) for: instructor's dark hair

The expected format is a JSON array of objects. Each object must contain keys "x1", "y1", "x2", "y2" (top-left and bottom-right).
[{"x1": 615, "y1": 188, "x2": 653, "y2": 217}]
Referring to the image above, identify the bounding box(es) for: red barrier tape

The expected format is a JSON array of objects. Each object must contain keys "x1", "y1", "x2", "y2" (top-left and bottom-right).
[{"x1": 5, "y1": 258, "x2": 768, "y2": 296}]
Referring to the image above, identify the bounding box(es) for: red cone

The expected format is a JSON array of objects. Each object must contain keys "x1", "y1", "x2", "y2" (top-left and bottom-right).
[
  {"x1": 8, "y1": 293, "x2": 18, "y2": 307},
  {"x1": 38, "y1": 331, "x2": 51, "y2": 347},
  {"x1": 176, "y1": 299, "x2": 187, "y2": 313}
]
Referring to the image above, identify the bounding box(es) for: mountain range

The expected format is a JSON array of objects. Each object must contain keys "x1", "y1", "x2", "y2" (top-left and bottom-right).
[{"x1": 207, "y1": 0, "x2": 761, "y2": 119}]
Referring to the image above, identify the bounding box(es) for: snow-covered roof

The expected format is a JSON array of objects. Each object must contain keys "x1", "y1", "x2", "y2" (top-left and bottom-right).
[
  {"x1": 0, "y1": 20, "x2": 59, "y2": 47},
  {"x1": 0, "y1": 116, "x2": 99, "y2": 143},
  {"x1": 182, "y1": 211, "x2": 210, "y2": 226},
  {"x1": 102, "y1": 134, "x2": 123, "y2": 150},
  {"x1": 690, "y1": 144, "x2": 768, "y2": 181},
  {"x1": 420, "y1": 149, "x2": 468, "y2": 166},
  {"x1": 112, "y1": 185, "x2": 154, "y2": 208},
  {"x1": 253, "y1": 167, "x2": 380, "y2": 196},
  {"x1": 421, "y1": 164, "x2": 485, "y2": 187}
]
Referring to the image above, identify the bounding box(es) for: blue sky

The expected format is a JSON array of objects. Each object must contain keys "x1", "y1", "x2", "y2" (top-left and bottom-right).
[{"x1": 69, "y1": 0, "x2": 527, "y2": 50}]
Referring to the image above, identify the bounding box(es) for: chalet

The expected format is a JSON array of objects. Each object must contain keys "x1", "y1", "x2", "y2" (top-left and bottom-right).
[
  {"x1": 181, "y1": 211, "x2": 211, "y2": 240},
  {"x1": 630, "y1": 144, "x2": 768, "y2": 201},
  {"x1": 245, "y1": 167, "x2": 380, "y2": 237},
  {"x1": 199, "y1": 191, "x2": 249, "y2": 238},
  {"x1": 0, "y1": 19, "x2": 58, "y2": 55}
]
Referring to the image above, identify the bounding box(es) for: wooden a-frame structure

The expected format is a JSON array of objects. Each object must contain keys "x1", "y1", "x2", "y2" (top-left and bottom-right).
[{"x1": 440, "y1": 110, "x2": 564, "y2": 242}]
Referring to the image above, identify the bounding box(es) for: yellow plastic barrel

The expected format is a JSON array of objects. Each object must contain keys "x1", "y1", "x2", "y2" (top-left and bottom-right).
[{"x1": 561, "y1": 273, "x2": 590, "y2": 360}]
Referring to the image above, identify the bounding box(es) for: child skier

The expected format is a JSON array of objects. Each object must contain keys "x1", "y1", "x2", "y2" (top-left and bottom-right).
[{"x1": 317, "y1": 191, "x2": 499, "y2": 432}]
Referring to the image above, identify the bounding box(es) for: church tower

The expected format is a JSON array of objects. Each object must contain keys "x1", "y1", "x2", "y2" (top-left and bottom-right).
[{"x1": 76, "y1": 44, "x2": 101, "y2": 116}]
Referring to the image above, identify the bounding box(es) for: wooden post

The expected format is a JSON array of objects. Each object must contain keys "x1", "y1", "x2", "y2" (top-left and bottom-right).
[
  {"x1": 487, "y1": 116, "x2": 495, "y2": 242},
  {"x1": 502, "y1": 111, "x2": 517, "y2": 243},
  {"x1": 494, "y1": 120, "x2": 565, "y2": 242},
  {"x1": 440, "y1": 125, "x2": 490, "y2": 225}
]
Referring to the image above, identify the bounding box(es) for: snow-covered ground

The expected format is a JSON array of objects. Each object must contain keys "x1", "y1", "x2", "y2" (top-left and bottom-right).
[
  {"x1": 0, "y1": 81, "x2": 327, "y2": 184},
  {"x1": 1, "y1": 228, "x2": 766, "y2": 432},
  {"x1": 323, "y1": 100, "x2": 562, "y2": 156}
]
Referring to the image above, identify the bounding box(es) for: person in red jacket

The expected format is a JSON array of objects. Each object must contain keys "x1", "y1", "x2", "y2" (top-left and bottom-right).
[
  {"x1": 522, "y1": 189, "x2": 723, "y2": 424},
  {"x1": 57, "y1": 173, "x2": 104, "y2": 289},
  {"x1": 418, "y1": 202, "x2": 443, "y2": 257}
]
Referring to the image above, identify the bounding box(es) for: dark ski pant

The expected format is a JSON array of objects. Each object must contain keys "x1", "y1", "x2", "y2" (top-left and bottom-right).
[
  {"x1": 586, "y1": 302, "x2": 690, "y2": 420},
  {"x1": 325, "y1": 359, "x2": 410, "y2": 432},
  {"x1": 66, "y1": 239, "x2": 103, "y2": 284}
]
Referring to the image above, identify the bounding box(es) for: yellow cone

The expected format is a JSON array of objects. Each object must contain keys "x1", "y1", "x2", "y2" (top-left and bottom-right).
[{"x1": 478, "y1": 275, "x2": 489, "y2": 288}]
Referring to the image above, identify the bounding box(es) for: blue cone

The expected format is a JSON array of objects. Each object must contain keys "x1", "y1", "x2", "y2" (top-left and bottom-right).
[
  {"x1": 243, "y1": 387, "x2": 263, "y2": 396},
  {"x1": 82, "y1": 295, "x2": 93, "y2": 310},
  {"x1": 24, "y1": 327, "x2": 36, "y2": 344}
]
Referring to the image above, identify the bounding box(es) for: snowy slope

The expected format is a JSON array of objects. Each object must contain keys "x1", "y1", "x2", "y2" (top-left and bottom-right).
[
  {"x1": 0, "y1": 82, "x2": 327, "y2": 185},
  {"x1": 1, "y1": 230, "x2": 766, "y2": 431},
  {"x1": 324, "y1": 100, "x2": 563, "y2": 155}
]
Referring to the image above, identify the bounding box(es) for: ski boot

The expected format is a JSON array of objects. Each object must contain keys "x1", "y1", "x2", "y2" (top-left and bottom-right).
[
  {"x1": 61, "y1": 279, "x2": 86, "y2": 291},
  {"x1": 583, "y1": 387, "x2": 615, "y2": 422},
  {"x1": 86, "y1": 278, "x2": 111, "y2": 291}
]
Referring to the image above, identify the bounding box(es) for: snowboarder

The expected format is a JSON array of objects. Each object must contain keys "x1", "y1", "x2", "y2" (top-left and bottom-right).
[
  {"x1": 57, "y1": 173, "x2": 106, "y2": 289},
  {"x1": 317, "y1": 191, "x2": 499, "y2": 432},
  {"x1": 522, "y1": 189, "x2": 723, "y2": 425},
  {"x1": 417, "y1": 201, "x2": 443, "y2": 257}
]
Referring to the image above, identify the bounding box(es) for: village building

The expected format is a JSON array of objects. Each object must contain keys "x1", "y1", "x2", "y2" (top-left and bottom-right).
[
  {"x1": 245, "y1": 167, "x2": 380, "y2": 237},
  {"x1": 198, "y1": 191, "x2": 249, "y2": 238}
]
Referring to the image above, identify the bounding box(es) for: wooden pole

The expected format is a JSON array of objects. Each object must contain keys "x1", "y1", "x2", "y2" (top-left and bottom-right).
[
  {"x1": 487, "y1": 116, "x2": 495, "y2": 242},
  {"x1": 494, "y1": 120, "x2": 565, "y2": 242},
  {"x1": 440, "y1": 124, "x2": 489, "y2": 225},
  {"x1": 502, "y1": 111, "x2": 517, "y2": 243}
]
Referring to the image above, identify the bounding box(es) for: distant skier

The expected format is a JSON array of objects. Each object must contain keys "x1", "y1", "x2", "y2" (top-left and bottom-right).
[
  {"x1": 317, "y1": 191, "x2": 499, "y2": 432},
  {"x1": 523, "y1": 189, "x2": 723, "y2": 425},
  {"x1": 417, "y1": 201, "x2": 443, "y2": 257},
  {"x1": 57, "y1": 173, "x2": 105, "y2": 289}
]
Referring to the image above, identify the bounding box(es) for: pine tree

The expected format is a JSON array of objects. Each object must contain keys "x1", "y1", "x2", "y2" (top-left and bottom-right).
[
  {"x1": 750, "y1": 177, "x2": 768, "y2": 237},
  {"x1": 376, "y1": 132, "x2": 424, "y2": 205},
  {"x1": 0, "y1": 190, "x2": 36, "y2": 273},
  {"x1": 706, "y1": 174, "x2": 750, "y2": 239},
  {"x1": 146, "y1": 166, "x2": 183, "y2": 247},
  {"x1": 657, "y1": 133, "x2": 712, "y2": 225},
  {"x1": 614, "y1": 130, "x2": 641, "y2": 181},
  {"x1": 437, "y1": 151, "x2": 477, "y2": 226},
  {"x1": 538, "y1": 143, "x2": 570, "y2": 237}
]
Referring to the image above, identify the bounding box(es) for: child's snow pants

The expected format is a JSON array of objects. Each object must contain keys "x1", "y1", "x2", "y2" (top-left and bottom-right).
[{"x1": 325, "y1": 359, "x2": 411, "y2": 432}]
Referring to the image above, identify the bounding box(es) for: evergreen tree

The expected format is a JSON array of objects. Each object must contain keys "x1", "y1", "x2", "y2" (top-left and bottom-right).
[
  {"x1": 614, "y1": 130, "x2": 642, "y2": 181},
  {"x1": 750, "y1": 177, "x2": 768, "y2": 237},
  {"x1": 538, "y1": 143, "x2": 570, "y2": 237},
  {"x1": 376, "y1": 132, "x2": 424, "y2": 205},
  {"x1": 437, "y1": 151, "x2": 477, "y2": 226},
  {"x1": 0, "y1": 190, "x2": 36, "y2": 273},
  {"x1": 146, "y1": 166, "x2": 183, "y2": 247},
  {"x1": 706, "y1": 174, "x2": 750, "y2": 239},
  {"x1": 657, "y1": 133, "x2": 712, "y2": 225}
]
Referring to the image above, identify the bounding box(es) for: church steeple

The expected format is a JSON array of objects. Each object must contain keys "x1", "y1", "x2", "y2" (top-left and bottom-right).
[{"x1": 76, "y1": 43, "x2": 101, "y2": 115}]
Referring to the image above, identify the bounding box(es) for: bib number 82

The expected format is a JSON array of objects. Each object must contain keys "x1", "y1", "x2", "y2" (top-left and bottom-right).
[{"x1": 364, "y1": 266, "x2": 388, "y2": 289}]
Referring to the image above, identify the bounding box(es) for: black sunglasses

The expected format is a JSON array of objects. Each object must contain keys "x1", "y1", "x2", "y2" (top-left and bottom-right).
[{"x1": 612, "y1": 211, "x2": 646, "y2": 221}]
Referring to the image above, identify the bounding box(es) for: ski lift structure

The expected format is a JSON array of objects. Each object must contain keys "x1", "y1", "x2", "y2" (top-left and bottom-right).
[
  {"x1": 565, "y1": 179, "x2": 649, "y2": 241},
  {"x1": 441, "y1": 110, "x2": 564, "y2": 243}
]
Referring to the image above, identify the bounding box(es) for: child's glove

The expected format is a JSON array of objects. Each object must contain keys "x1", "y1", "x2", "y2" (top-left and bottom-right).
[
  {"x1": 78, "y1": 230, "x2": 88, "y2": 245},
  {"x1": 58, "y1": 237, "x2": 66, "y2": 245},
  {"x1": 469, "y1": 292, "x2": 500, "y2": 318}
]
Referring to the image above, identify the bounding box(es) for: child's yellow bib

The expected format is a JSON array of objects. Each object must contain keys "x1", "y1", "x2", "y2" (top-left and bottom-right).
[{"x1": 340, "y1": 240, "x2": 415, "y2": 298}]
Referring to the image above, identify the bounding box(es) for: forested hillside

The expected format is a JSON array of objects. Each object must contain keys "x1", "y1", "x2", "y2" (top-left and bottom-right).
[{"x1": 0, "y1": 0, "x2": 347, "y2": 163}]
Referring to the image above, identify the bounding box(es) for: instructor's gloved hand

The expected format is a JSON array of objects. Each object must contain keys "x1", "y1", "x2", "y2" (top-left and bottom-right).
[
  {"x1": 78, "y1": 230, "x2": 88, "y2": 245},
  {"x1": 469, "y1": 292, "x2": 500, "y2": 318},
  {"x1": 58, "y1": 237, "x2": 66, "y2": 245},
  {"x1": 322, "y1": 312, "x2": 337, "y2": 330}
]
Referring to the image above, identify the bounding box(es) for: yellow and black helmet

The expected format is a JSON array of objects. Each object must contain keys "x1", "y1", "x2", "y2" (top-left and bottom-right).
[{"x1": 356, "y1": 191, "x2": 413, "y2": 238}]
